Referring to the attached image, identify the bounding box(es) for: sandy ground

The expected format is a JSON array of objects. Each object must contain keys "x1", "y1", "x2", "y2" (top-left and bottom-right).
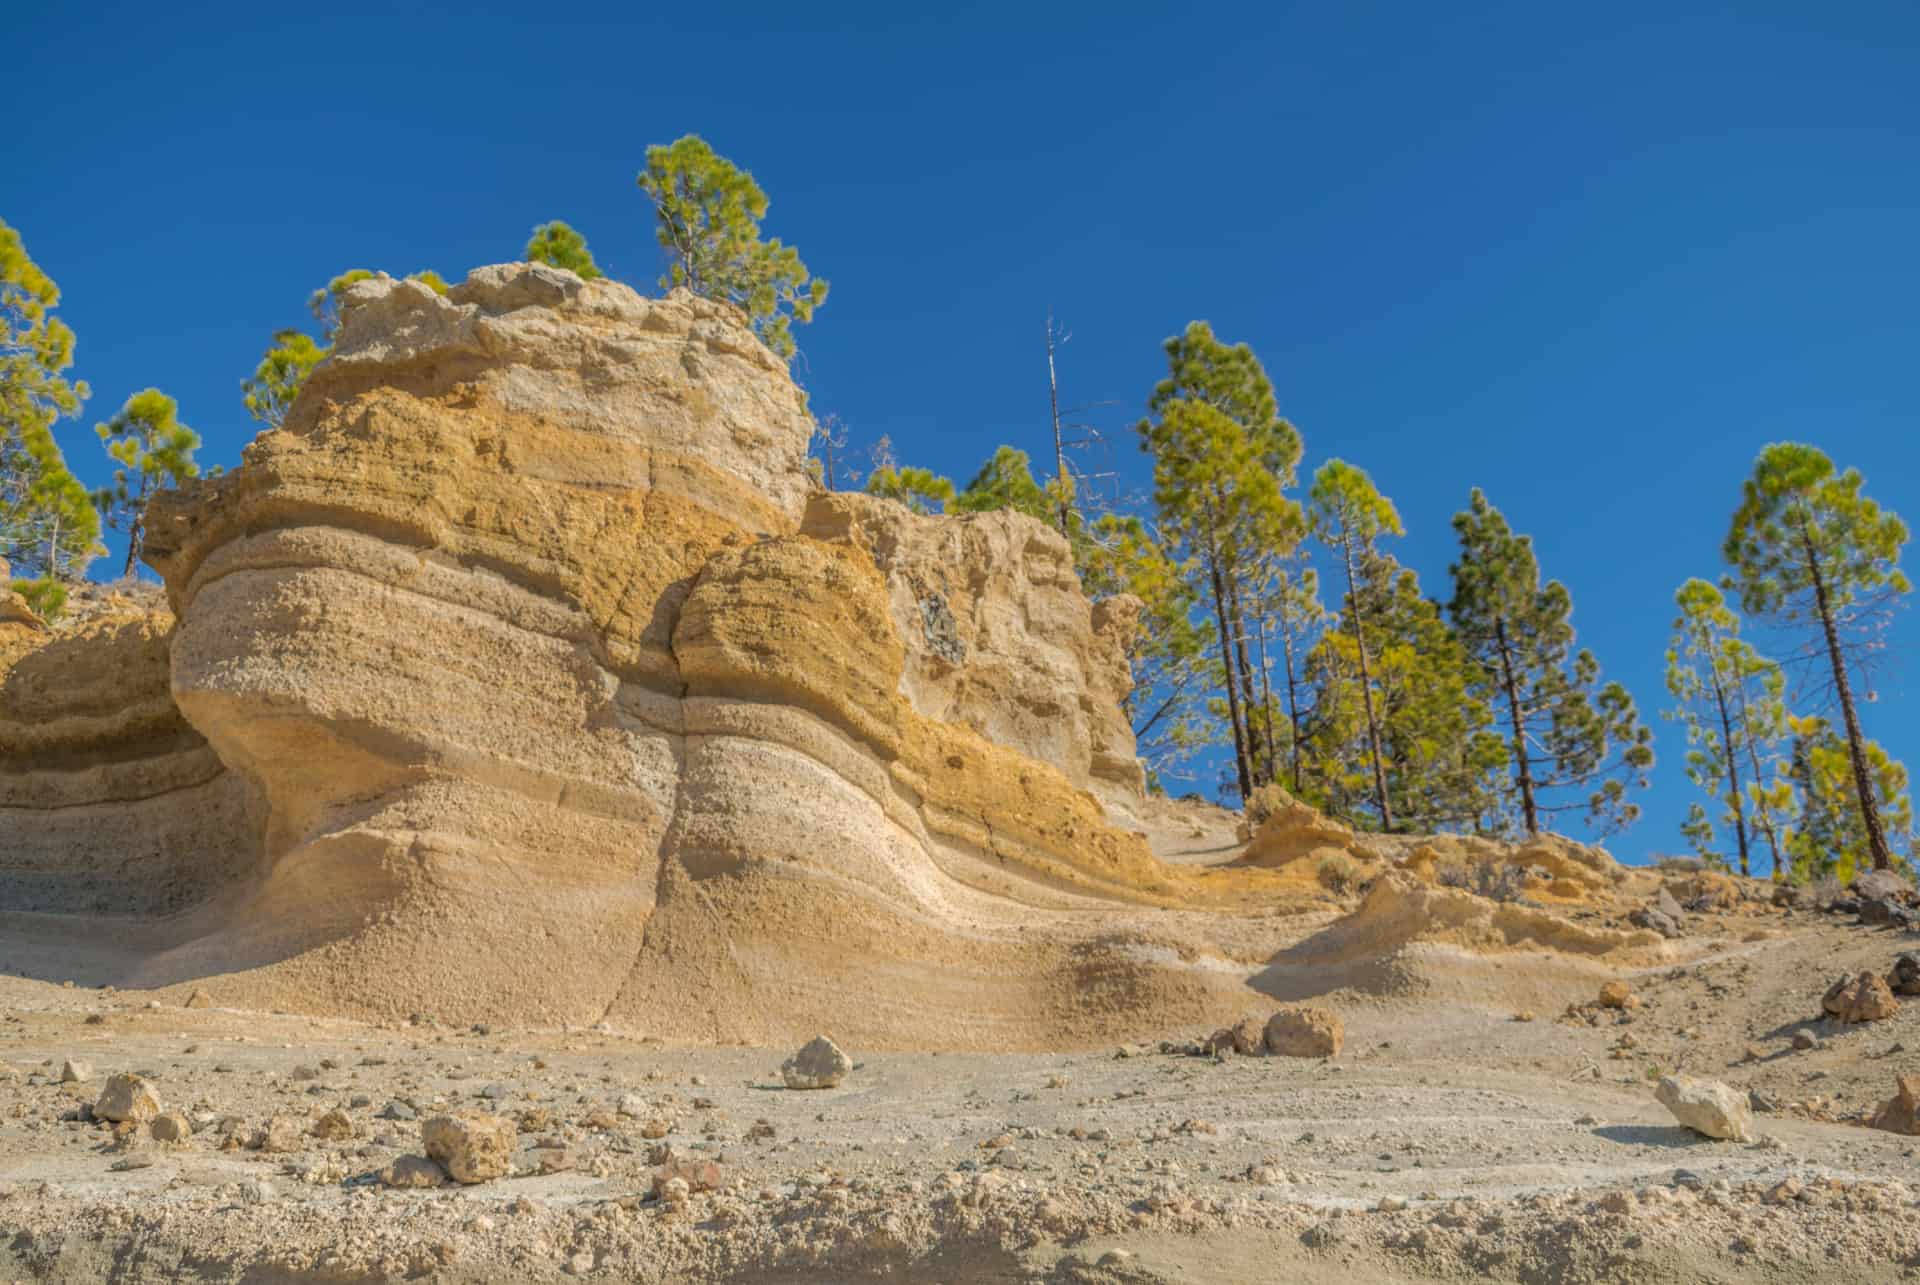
[{"x1": 2, "y1": 895, "x2": 1917, "y2": 1284}]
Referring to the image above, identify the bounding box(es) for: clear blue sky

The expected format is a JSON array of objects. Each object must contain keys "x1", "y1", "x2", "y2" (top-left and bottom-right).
[{"x1": 8, "y1": 2, "x2": 1918, "y2": 861}]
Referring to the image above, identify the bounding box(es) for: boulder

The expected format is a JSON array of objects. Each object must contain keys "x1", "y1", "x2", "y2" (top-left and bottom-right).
[
  {"x1": 1852, "y1": 870, "x2": 1912, "y2": 903},
  {"x1": 150, "y1": 1111, "x2": 192, "y2": 1143},
  {"x1": 781, "y1": 1036, "x2": 852, "y2": 1090},
  {"x1": 1822, "y1": 971, "x2": 1900, "y2": 1024},
  {"x1": 1859, "y1": 897, "x2": 1914, "y2": 930},
  {"x1": 1869, "y1": 1075, "x2": 1920, "y2": 1136},
  {"x1": 1263, "y1": 1006, "x2": 1344, "y2": 1058},
  {"x1": 422, "y1": 1112, "x2": 515, "y2": 1183},
  {"x1": 1628, "y1": 907, "x2": 1681, "y2": 938},
  {"x1": 93, "y1": 1073, "x2": 162, "y2": 1124},
  {"x1": 1888, "y1": 953, "x2": 1920, "y2": 997},
  {"x1": 1655, "y1": 1075, "x2": 1754, "y2": 1142}
]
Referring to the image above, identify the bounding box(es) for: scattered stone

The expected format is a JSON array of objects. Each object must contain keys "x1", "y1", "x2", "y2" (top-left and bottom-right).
[
  {"x1": 59, "y1": 1059, "x2": 93, "y2": 1084},
  {"x1": 1869, "y1": 1075, "x2": 1920, "y2": 1136},
  {"x1": 618, "y1": 1093, "x2": 649, "y2": 1118},
  {"x1": 1791, "y1": 1029, "x2": 1818, "y2": 1051},
  {"x1": 380, "y1": 1154, "x2": 448, "y2": 1189},
  {"x1": 1597, "y1": 981, "x2": 1636, "y2": 1010},
  {"x1": 94, "y1": 1073, "x2": 163, "y2": 1124},
  {"x1": 1655, "y1": 1075, "x2": 1754, "y2": 1142},
  {"x1": 1264, "y1": 1006, "x2": 1343, "y2": 1058},
  {"x1": 1889, "y1": 953, "x2": 1920, "y2": 997},
  {"x1": 422, "y1": 1112, "x2": 515, "y2": 1184},
  {"x1": 532, "y1": 1145, "x2": 576, "y2": 1174},
  {"x1": 257, "y1": 1115, "x2": 306, "y2": 1153},
  {"x1": 378, "y1": 1100, "x2": 417, "y2": 1121},
  {"x1": 781, "y1": 1035, "x2": 852, "y2": 1089},
  {"x1": 1764, "y1": 1176, "x2": 1804, "y2": 1205},
  {"x1": 108, "y1": 1154, "x2": 154, "y2": 1172},
  {"x1": 184, "y1": 988, "x2": 213, "y2": 1009},
  {"x1": 1822, "y1": 971, "x2": 1900, "y2": 1024},
  {"x1": 651, "y1": 1155, "x2": 723, "y2": 1199},
  {"x1": 311, "y1": 1109, "x2": 354, "y2": 1141},
  {"x1": 150, "y1": 1111, "x2": 192, "y2": 1143}
]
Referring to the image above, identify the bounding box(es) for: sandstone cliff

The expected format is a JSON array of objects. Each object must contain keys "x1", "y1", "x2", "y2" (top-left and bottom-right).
[{"x1": 0, "y1": 265, "x2": 1663, "y2": 1046}]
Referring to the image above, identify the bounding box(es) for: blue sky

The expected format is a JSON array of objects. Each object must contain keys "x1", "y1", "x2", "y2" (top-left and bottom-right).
[{"x1": 8, "y1": 1, "x2": 1918, "y2": 861}]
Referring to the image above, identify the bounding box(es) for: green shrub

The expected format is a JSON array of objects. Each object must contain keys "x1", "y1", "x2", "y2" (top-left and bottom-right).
[{"x1": 12, "y1": 577, "x2": 67, "y2": 620}]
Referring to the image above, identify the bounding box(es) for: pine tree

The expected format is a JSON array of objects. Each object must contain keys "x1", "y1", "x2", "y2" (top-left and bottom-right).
[
  {"x1": 92, "y1": 389, "x2": 201, "y2": 576},
  {"x1": 1256, "y1": 558, "x2": 1325, "y2": 796},
  {"x1": 0, "y1": 219, "x2": 99, "y2": 584},
  {"x1": 1448, "y1": 488, "x2": 1653, "y2": 836},
  {"x1": 1725, "y1": 443, "x2": 1910, "y2": 871},
  {"x1": 525, "y1": 220, "x2": 604, "y2": 280},
  {"x1": 638, "y1": 135, "x2": 827, "y2": 360},
  {"x1": 1137, "y1": 322, "x2": 1302, "y2": 799},
  {"x1": 864, "y1": 464, "x2": 955, "y2": 514},
  {"x1": 242, "y1": 329, "x2": 327, "y2": 429},
  {"x1": 1299, "y1": 543, "x2": 1500, "y2": 831},
  {"x1": 1079, "y1": 512, "x2": 1217, "y2": 783},
  {"x1": 954, "y1": 446, "x2": 1054, "y2": 523},
  {"x1": 1785, "y1": 714, "x2": 1912, "y2": 880},
  {"x1": 1308, "y1": 460, "x2": 1401, "y2": 828},
  {"x1": 1663, "y1": 578, "x2": 1794, "y2": 877}
]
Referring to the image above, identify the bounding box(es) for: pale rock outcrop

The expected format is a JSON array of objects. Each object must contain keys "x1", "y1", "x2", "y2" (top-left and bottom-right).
[
  {"x1": 1656, "y1": 1075, "x2": 1754, "y2": 1142},
  {"x1": 1, "y1": 263, "x2": 1661, "y2": 1051}
]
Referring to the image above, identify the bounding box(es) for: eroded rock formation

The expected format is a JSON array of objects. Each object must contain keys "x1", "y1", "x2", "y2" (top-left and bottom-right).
[{"x1": 1, "y1": 264, "x2": 1665, "y2": 1047}]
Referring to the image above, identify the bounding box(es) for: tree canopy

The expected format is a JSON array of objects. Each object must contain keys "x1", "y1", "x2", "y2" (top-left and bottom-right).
[{"x1": 637, "y1": 134, "x2": 827, "y2": 360}]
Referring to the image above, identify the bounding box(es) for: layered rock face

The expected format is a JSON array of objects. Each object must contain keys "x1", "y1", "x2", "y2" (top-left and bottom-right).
[{"x1": 4, "y1": 264, "x2": 1294, "y2": 1045}]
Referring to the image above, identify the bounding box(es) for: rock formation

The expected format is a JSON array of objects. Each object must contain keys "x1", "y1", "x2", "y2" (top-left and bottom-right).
[{"x1": 1, "y1": 264, "x2": 1666, "y2": 1048}]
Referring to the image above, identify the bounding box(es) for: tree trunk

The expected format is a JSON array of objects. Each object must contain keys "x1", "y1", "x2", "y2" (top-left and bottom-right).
[
  {"x1": 1736, "y1": 689, "x2": 1786, "y2": 880},
  {"x1": 1045, "y1": 314, "x2": 1073, "y2": 538},
  {"x1": 1223, "y1": 569, "x2": 1267, "y2": 781},
  {"x1": 1282, "y1": 626, "x2": 1304, "y2": 795},
  {"x1": 1340, "y1": 532, "x2": 1393, "y2": 831},
  {"x1": 1801, "y1": 525, "x2": 1892, "y2": 870},
  {"x1": 1709, "y1": 664, "x2": 1751, "y2": 878},
  {"x1": 1255, "y1": 615, "x2": 1278, "y2": 786},
  {"x1": 1492, "y1": 618, "x2": 1540, "y2": 836},
  {"x1": 1200, "y1": 506, "x2": 1252, "y2": 800}
]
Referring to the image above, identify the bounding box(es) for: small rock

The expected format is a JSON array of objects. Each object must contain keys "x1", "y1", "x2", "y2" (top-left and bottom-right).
[
  {"x1": 422, "y1": 1111, "x2": 515, "y2": 1183},
  {"x1": 380, "y1": 1155, "x2": 447, "y2": 1189},
  {"x1": 1264, "y1": 1006, "x2": 1343, "y2": 1058},
  {"x1": 93, "y1": 1073, "x2": 163, "y2": 1124},
  {"x1": 59, "y1": 1059, "x2": 93, "y2": 1084},
  {"x1": 1597, "y1": 981, "x2": 1636, "y2": 1010},
  {"x1": 184, "y1": 988, "x2": 213, "y2": 1009},
  {"x1": 378, "y1": 1100, "x2": 417, "y2": 1121},
  {"x1": 257, "y1": 1115, "x2": 306, "y2": 1153},
  {"x1": 1655, "y1": 1075, "x2": 1754, "y2": 1142},
  {"x1": 617, "y1": 1093, "x2": 649, "y2": 1118},
  {"x1": 781, "y1": 1036, "x2": 852, "y2": 1090},
  {"x1": 1869, "y1": 1075, "x2": 1920, "y2": 1136},
  {"x1": 652, "y1": 1155, "x2": 723, "y2": 1198},
  {"x1": 1791, "y1": 1029, "x2": 1818, "y2": 1051},
  {"x1": 311, "y1": 1109, "x2": 354, "y2": 1141}
]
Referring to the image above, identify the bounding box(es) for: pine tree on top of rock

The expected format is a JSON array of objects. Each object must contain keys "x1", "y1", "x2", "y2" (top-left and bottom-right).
[
  {"x1": 524, "y1": 220, "x2": 604, "y2": 281},
  {"x1": 638, "y1": 134, "x2": 828, "y2": 361}
]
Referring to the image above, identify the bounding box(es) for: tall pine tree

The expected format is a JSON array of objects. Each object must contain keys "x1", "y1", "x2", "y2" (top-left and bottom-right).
[
  {"x1": 1448, "y1": 488, "x2": 1652, "y2": 836},
  {"x1": 1137, "y1": 323, "x2": 1301, "y2": 799},
  {"x1": 1663, "y1": 578, "x2": 1794, "y2": 877},
  {"x1": 1725, "y1": 443, "x2": 1909, "y2": 871}
]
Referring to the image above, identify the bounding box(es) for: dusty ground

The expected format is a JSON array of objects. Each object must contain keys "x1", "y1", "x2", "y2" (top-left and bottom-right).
[{"x1": 3, "y1": 891, "x2": 1917, "y2": 1284}]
